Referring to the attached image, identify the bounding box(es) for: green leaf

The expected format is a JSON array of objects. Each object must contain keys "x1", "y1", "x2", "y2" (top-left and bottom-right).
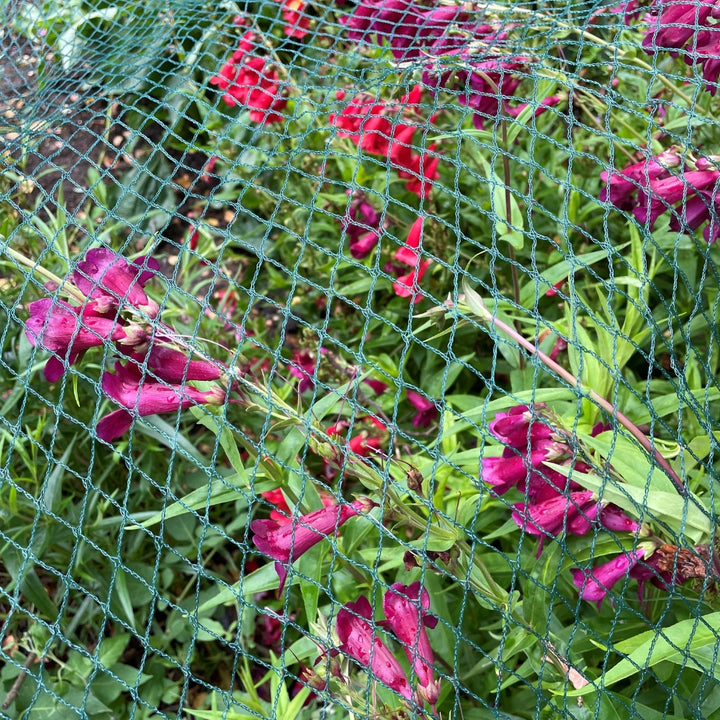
[
  {"x1": 523, "y1": 543, "x2": 561, "y2": 635},
  {"x1": 126, "y1": 474, "x2": 249, "y2": 529},
  {"x1": 564, "y1": 613, "x2": 720, "y2": 696},
  {"x1": 197, "y1": 563, "x2": 283, "y2": 614},
  {"x1": 97, "y1": 634, "x2": 130, "y2": 668},
  {"x1": 578, "y1": 431, "x2": 678, "y2": 495},
  {"x1": 471, "y1": 152, "x2": 525, "y2": 249}
]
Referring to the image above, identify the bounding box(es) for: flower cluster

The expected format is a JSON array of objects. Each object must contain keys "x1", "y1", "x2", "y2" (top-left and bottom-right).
[
  {"x1": 25, "y1": 248, "x2": 226, "y2": 442},
  {"x1": 330, "y1": 85, "x2": 439, "y2": 200},
  {"x1": 274, "y1": 0, "x2": 311, "y2": 39},
  {"x1": 601, "y1": 149, "x2": 720, "y2": 243},
  {"x1": 642, "y1": 0, "x2": 720, "y2": 94},
  {"x1": 336, "y1": 582, "x2": 440, "y2": 710},
  {"x1": 340, "y1": 190, "x2": 384, "y2": 260},
  {"x1": 343, "y1": 1, "x2": 562, "y2": 130},
  {"x1": 345, "y1": 0, "x2": 493, "y2": 62},
  {"x1": 483, "y1": 404, "x2": 653, "y2": 605},
  {"x1": 209, "y1": 29, "x2": 287, "y2": 123}
]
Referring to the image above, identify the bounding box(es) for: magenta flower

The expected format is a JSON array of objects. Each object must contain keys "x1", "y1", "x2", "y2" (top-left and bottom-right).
[
  {"x1": 73, "y1": 248, "x2": 160, "y2": 317},
  {"x1": 601, "y1": 151, "x2": 720, "y2": 244},
  {"x1": 512, "y1": 490, "x2": 596, "y2": 537},
  {"x1": 488, "y1": 404, "x2": 553, "y2": 447},
  {"x1": 136, "y1": 344, "x2": 223, "y2": 384},
  {"x1": 406, "y1": 390, "x2": 437, "y2": 428},
  {"x1": 641, "y1": 1, "x2": 720, "y2": 94},
  {"x1": 25, "y1": 298, "x2": 126, "y2": 382},
  {"x1": 251, "y1": 496, "x2": 375, "y2": 591},
  {"x1": 691, "y1": 29, "x2": 720, "y2": 94},
  {"x1": 96, "y1": 361, "x2": 225, "y2": 442},
  {"x1": 288, "y1": 348, "x2": 325, "y2": 393},
  {"x1": 642, "y1": 2, "x2": 714, "y2": 52},
  {"x1": 345, "y1": 0, "x2": 481, "y2": 61},
  {"x1": 342, "y1": 191, "x2": 383, "y2": 259},
  {"x1": 633, "y1": 169, "x2": 720, "y2": 229},
  {"x1": 599, "y1": 503, "x2": 640, "y2": 534},
  {"x1": 482, "y1": 439, "x2": 567, "y2": 496},
  {"x1": 571, "y1": 548, "x2": 646, "y2": 608},
  {"x1": 599, "y1": 150, "x2": 681, "y2": 211},
  {"x1": 382, "y1": 582, "x2": 440, "y2": 708},
  {"x1": 424, "y1": 58, "x2": 527, "y2": 130},
  {"x1": 336, "y1": 595, "x2": 413, "y2": 701},
  {"x1": 391, "y1": 216, "x2": 433, "y2": 302}
]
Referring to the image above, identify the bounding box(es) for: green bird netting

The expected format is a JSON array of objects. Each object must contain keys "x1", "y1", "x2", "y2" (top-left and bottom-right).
[{"x1": 1, "y1": 0, "x2": 720, "y2": 718}]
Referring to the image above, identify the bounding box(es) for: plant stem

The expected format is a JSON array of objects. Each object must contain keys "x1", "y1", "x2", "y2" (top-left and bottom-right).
[{"x1": 1, "y1": 243, "x2": 87, "y2": 304}]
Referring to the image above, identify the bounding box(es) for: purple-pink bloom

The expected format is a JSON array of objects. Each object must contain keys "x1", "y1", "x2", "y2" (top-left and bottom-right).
[
  {"x1": 599, "y1": 150, "x2": 681, "y2": 210},
  {"x1": 73, "y1": 248, "x2": 160, "y2": 317},
  {"x1": 692, "y1": 28, "x2": 720, "y2": 93},
  {"x1": 288, "y1": 348, "x2": 326, "y2": 393},
  {"x1": 342, "y1": 191, "x2": 383, "y2": 259},
  {"x1": 571, "y1": 547, "x2": 646, "y2": 608},
  {"x1": 96, "y1": 361, "x2": 225, "y2": 442},
  {"x1": 251, "y1": 496, "x2": 375, "y2": 591},
  {"x1": 482, "y1": 439, "x2": 566, "y2": 495},
  {"x1": 25, "y1": 298, "x2": 126, "y2": 382},
  {"x1": 136, "y1": 344, "x2": 223, "y2": 384},
  {"x1": 642, "y1": 1, "x2": 714, "y2": 52},
  {"x1": 488, "y1": 404, "x2": 553, "y2": 447},
  {"x1": 601, "y1": 151, "x2": 720, "y2": 244},
  {"x1": 336, "y1": 595, "x2": 413, "y2": 701},
  {"x1": 382, "y1": 582, "x2": 440, "y2": 709},
  {"x1": 641, "y1": 1, "x2": 720, "y2": 94},
  {"x1": 512, "y1": 490, "x2": 596, "y2": 537},
  {"x1": 406, "y1": 390, "x2": 437, "y2": 428},
  {"x1": 599, "y1": 503, "x2": 640, "y2": 534}
]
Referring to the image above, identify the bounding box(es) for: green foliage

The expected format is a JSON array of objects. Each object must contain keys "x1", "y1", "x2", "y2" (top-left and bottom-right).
[{"x1": 3, "y1": 0, "x2": 720, "y2": 718}]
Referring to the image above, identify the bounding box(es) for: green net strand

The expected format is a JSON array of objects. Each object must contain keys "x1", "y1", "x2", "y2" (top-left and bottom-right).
[{"x1": 2, "y1": 0, "x2": 720, "y2": 718}]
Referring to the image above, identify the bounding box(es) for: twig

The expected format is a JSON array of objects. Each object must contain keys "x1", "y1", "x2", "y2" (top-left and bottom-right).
[{"x1": 2, "y1": 652, "x2": 37, "y2": 710}]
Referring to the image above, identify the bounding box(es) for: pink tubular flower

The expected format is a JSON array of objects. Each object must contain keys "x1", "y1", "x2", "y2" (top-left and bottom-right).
[
  {"x1": 25, "y1": 298, "x2": 126, "y2": 382},
  {"x1": 251, "y1": 496, "x2": 375, "y2": 591},
  {"x1": 135, "y1": 344, "x2": 223, "y2": 384},
  {"x1": 642, "y1": 1, "x2": 714, "y2": 52},
  {"x1": 488, "y1": 404, "x2": 553, "y2": 447},
  {"x1": 601, "y1": 150, "x2": 720, "y2": 244},
  {"x1": 599, "y1": 503, "x2": 640, "y2": 534},
  {"x1": 482, "y1": 439, "x2": 567, "y2": 496},
  {"x1": 391, "y1": 216, "x2": 433, "y2": 302},
  {"x1": 96, "y1": 361, "x2": 225, "y2": 442},
  {"x1": 288, "y1": 348, "x2": 325, "y2": 393},
  {"x1": 641, "y1": 1, "x2": 720, "y2": 94},
  {"x1": 423, "y1": 56, "x2": 528, "y2": 130},
  {"x1": 341, "y1": 191, "x2": 383, "y2": 259},
  {"x1": 336, "y1": 595, "x2": 413, "y2": 701},
  {"x1": 406, "y1": 390, "x2": 437, "y2": 428},
  {"x1": 382, "y1": 582, "x2": 440, "y2": 709},
  {"x1": 73, "y1": 248, "x2": 160, "y2": 317},
  {"x1": 330, "y1": 86, "x2": 439, "y2": 198},
  {"x1": 572, "y1": 548, "x2": 646, "y2": 609},
  {"x1": 511, "y1": 490, "x2": 596, "y2": 537}
]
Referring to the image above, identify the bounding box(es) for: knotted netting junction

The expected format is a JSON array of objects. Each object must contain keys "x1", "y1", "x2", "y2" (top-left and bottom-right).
[{"x1": 1, "y1": 0, "x2": 720, "y2": 718}]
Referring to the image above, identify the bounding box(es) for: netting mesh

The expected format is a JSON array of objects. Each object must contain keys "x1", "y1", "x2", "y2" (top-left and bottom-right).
[{"x1": 1, "y1": 0, "x2": 720, "y2": 718}]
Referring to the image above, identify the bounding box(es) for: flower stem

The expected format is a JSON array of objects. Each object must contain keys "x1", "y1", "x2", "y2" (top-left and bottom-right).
[{"x1": 1, "y1": 242, "x2": 87, "y2": 304}]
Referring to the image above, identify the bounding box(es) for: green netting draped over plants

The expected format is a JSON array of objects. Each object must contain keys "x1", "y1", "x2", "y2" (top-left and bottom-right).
[{"x1": 1, "y1": 0, "x2": 720, "y2": 717}]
